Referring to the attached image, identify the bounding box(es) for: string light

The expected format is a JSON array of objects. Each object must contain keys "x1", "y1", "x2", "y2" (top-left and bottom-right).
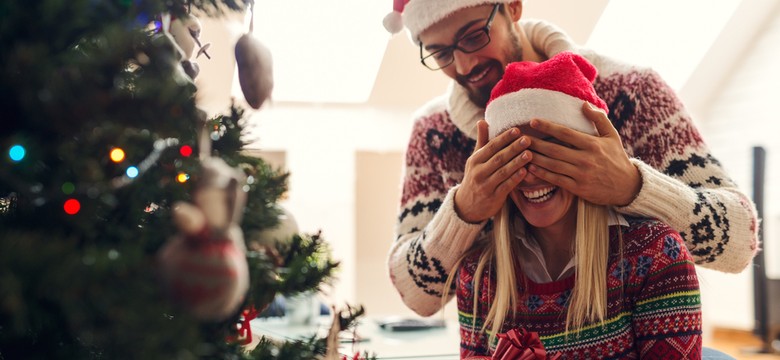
[
  {"x1": 9, "y1": 145, "x2": 26, "y2": 162},
  {"x1": 176, "y1": 173, "x2": 189, "y2": 183},
  {"x1": 179, "y1": 145, "x2": 193, "y2": 157},
  {"x1": 64, "y1": 199, "x2": 81, "y2": 215},
  {"x1": 126, "y1": 166, "x2": 139, "y2": 178},
  {"x1": 110, "y1": 148, "x2": 126, "y2": 163},
  {"x1": 61, "y1": 182, "x2": 75, "y2": 195}
]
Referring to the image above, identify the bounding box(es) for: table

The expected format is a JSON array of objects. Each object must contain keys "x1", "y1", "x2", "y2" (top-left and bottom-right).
[{"x1": 249, "y1": 316, "x2": 461, "y2": 359}]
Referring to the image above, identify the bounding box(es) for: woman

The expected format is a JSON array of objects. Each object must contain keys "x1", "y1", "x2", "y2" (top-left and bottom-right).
[{"x1": 447, "y1": 52, "x2": 703, "y2": 359}]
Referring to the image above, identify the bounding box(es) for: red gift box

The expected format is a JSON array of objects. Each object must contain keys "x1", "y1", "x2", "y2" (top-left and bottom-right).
[{"x1": 465, "y1": 328, "x2": 561, "y2": 360}]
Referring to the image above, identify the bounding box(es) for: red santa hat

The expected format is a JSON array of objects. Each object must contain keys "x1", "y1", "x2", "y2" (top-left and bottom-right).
[
  {"x1": 383, "y1": 0, "x2": 519, "y2": 44},
  {"x1": 485, "y1": 52, "x2": 609, "y2": 139}
]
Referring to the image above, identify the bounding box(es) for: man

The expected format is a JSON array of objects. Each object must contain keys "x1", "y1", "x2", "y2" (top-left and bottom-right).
[{"x1": 384, "y1": 0, "x2": 759, "y2": 316}]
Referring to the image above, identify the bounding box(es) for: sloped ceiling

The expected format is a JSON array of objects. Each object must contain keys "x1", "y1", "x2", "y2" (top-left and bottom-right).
[
  {"x1": 368, "y1": 0, "x2": 610, "y2": 109},
  {"x1": 195, "y1": 1, "x2": 777, "y2": 117},
  {"x1": 368, "y1": 0, "x2": 779, "y2": 120}
]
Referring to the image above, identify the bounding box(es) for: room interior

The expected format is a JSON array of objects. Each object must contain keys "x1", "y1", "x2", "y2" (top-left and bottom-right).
[{"x1": 191, "y1": 0, "x2": 780, "y2": 357}]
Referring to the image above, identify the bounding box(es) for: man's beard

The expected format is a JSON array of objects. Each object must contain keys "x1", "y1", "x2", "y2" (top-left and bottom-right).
[
  {"x1": 457, "y1": 30, "x2": 524, "y2": 108},
  {"x1": 456, "y1": 60, "x2": 504, "y2": 108}
]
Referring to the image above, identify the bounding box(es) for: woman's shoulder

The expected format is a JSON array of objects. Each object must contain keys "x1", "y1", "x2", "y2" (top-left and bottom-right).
[
  {"x1": 618, "y1": 217, "x2": 687, "y2": 256},
  {"x1": 459, "y1": 251, "x2": 484, "y2": 277}
]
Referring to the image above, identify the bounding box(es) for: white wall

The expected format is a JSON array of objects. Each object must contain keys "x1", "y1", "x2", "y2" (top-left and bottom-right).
[
  {"x1": 242, "y1": 103, "x2": 416, "y2": 306},
  {"x1": 694, "y1": 6, "x2": 780, "y2": 330}
]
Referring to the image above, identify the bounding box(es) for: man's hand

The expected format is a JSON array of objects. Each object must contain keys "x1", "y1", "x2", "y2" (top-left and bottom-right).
[
  {"x1": 526, "y1": 102, "x2": 642, "y2": 206},
  {"x1": 453, "y1": 120, "x2": 532, "y2": 223}
]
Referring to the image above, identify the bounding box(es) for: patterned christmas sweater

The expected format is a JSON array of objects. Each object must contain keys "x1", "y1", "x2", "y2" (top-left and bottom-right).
[
  {"x1": 457, "y1": 218, "x2": 702, "y2": 359},
  {"x1": 388, "y1": 20, "x2": 759, "y2": 316}
]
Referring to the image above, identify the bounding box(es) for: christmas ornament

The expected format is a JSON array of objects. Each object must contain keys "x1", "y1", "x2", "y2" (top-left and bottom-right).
[
  {"x1": 150, "y1": 18, "x2": 194, "y2": 86},
  {"x1": 225, "y1": 305, "x2": 259, "y2": 345},
  {"x1": 168, "y1": 10, "x2": 211, "y2": 80},
  {"x1": 154, "y1": 9, "x2": 211, "y2": 82},
  {"x1": 157, "y1": 156, "x2": 250, "y2": 322},
  {"x1": 235, "y1": 3, "x2": 274, "y2": 109}
]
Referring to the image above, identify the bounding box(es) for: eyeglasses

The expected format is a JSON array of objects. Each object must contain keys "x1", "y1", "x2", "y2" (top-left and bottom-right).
[{"x1": 420, "y1": 4, "x2": 500, "y2": 71}]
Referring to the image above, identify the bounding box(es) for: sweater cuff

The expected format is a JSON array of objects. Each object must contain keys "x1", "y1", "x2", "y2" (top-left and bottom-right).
[
  {"x1": 614, "y1": 158, "x2": 697, "y2": 219},
  {"x1": 426, "y1": 185, "x2": 487, "y2": 256}
]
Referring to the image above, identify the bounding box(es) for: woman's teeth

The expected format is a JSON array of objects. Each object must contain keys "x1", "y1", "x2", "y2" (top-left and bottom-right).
[{"x1": 523, "y1": 186, "x2": 557, "y2": 203}]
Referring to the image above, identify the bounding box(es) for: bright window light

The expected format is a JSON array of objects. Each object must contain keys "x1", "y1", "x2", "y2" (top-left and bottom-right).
[
  {"x1": 235, "y1": 2, "x2": 390, "y2": 104},
  {"x1": 586, "y1": 0, "x2": 742, "y2": 90}
]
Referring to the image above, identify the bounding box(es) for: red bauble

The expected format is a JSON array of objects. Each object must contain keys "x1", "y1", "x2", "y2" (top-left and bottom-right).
[{"x1": 158, "y1": 227, "x2": 249, "y2": 322}]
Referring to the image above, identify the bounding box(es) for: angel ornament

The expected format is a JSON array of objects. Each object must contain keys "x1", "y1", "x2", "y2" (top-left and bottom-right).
[
  {"x1": 167, "y1": 11, "x2": 212, "y2": 79},
  {"x1": 158, "y1": 156, "x2": 250, "y2": 322}
]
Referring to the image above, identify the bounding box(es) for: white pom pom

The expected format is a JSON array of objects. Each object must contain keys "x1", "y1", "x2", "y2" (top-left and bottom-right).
[{"x1": 382, "y1": 11, "x2": 403, "y2": 34}]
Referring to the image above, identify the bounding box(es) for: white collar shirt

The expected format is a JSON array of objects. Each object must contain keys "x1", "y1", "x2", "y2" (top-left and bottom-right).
[{"x1": 513, "y1": 210, "x2": 629, "y2": 283}]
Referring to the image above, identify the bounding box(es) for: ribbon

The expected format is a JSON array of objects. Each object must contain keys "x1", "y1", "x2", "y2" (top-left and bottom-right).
[
  {"x1": 227, "y1": 305, "x2": 259, "y2": 345},
  {"x1": 465, "y1": 328, "x2": 561, "y2": 360}
]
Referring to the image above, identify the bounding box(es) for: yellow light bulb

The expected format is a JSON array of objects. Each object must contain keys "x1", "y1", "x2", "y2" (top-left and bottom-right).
[
  {"x1": 110, "y1": 148, "x2": 126, "y2": 163},
  {"x1": 176, "y1": 173, "x2": 189, "y2": 183}
]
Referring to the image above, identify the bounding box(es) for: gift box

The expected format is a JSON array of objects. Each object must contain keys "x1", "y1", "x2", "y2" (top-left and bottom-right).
[{"x1": 465, "y1": 328, "x2": 561, "y2": 360}]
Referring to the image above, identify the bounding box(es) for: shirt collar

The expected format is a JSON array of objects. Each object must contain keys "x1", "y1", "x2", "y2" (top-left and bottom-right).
[{"x1": 512, "y1": 209, "x2": 628, "y2": 282}]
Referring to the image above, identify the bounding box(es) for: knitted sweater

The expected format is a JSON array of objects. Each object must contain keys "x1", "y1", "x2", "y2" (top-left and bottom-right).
[
  {"x1": 388, "y1": 20, "x2": 759, "y2": 316},
  {"x1": 457, "y1": 218, "x2": 703, "y2": 359}
]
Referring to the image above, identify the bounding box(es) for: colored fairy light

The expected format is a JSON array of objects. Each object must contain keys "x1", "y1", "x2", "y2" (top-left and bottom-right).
[
  {"x1": 126, "y1": 166, "x2": 139, "y2": 178},
  {"x1": 64, "y1": 199, "x2": 81, "y2": 215},
  {"x1": 110, "y1": 148, "x2": 126, "y2": 163},
  {"x1": 179, "y1": 145, "x2": 193, "y2": 157},
  {"x1": 176, "y1": 173, "x2": 189, "y2": 183},
  {"x1": 9, "y1": 145, "x2": 26, "y2": 162},
  {"x1": 153, "y1": 20, "x2": 162, "y2": 32},
  {"x1": 61, "y1": 182, "x2": 75, "y2": 195}
]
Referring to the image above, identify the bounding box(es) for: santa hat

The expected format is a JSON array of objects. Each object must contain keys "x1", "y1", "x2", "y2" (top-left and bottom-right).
[
  {"x1": 485, "y1": 52, "x2": 608, "y2": 139},
  {"x1": 382, "y1": 0, "x2": 519, "y2": 44}
]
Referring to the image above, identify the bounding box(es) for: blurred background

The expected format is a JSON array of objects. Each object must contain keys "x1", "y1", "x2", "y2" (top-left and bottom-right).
[{"x1": 193, "y1": 0, "x2": 779, "y2": 346}]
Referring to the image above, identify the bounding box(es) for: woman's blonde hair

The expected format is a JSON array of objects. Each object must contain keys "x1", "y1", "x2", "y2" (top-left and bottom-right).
[{"x1": 443, "y1": 197, "x2": 618, "y2": 345}]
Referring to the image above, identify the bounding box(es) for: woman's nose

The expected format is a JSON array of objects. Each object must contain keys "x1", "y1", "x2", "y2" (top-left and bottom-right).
[{"x1": 519, "y1": 163, "x2": 539, "y2": 184}]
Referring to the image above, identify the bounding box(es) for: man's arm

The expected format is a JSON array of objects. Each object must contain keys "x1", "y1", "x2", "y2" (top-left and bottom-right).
[
  {"x1": 388, "y1": 116, "x2": 531, "y2": 316},
  {"x1": 389, "y1": 184, "x2": 484, "y2": 316},
  {"x1": 388, "y1": 116, "x2": 484, "y2": 316},
  {"x1": 525, "y1": 70, "x2": 758, "y2": 273}
]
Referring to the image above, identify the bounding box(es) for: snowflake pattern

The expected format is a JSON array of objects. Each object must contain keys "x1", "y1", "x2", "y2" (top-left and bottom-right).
[
  {"x1": 526, "y1": 295, "x2": 544, "y2": 312},
  {"x1": 635, "y1": 256, "x2": 653, "y2": 277},
  {"x1": 556, "y1": 289, "x2": 572, "y2": 307},
  {"x1": 663, "y1": 235, "x2": 681, "y2": 260},
  {"x1": 611, "y1": 258, "x2": 631, "y2": 282}
]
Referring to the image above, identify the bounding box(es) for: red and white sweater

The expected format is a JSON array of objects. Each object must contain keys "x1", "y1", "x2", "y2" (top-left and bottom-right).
[
  {"x1": 388, "y1": 20, "x2": 759, "y2": 316},
  {"x1": 458, "y1": 218, "x2": 703, "y2": 359}
]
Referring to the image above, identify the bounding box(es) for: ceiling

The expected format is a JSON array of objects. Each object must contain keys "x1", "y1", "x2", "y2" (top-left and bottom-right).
[
  {"x1": 367, "y1": 0, "x2": 780, "y2": 119},
  {"x1": 196, "y1": 1, "x2": 780, "y2": 119}
]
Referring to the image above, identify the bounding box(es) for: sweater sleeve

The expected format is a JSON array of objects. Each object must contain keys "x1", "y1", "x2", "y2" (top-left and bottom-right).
[
  {"x1": 608, "y1": 69, "x2": 758, "y2": 273},
  {"x1": 631, "y1": 224, "x2": 703, "y2": 359},
  {"x1": 388, "y1": 115, "x2": 486, "y2": 316}
]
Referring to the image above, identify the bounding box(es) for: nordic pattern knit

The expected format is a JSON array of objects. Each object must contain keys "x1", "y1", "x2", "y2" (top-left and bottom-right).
[
  {"x1": 388, "y1": 20, "x2": 759, "y2": 316},
  {"x1": 457, "y1": 218, "x2": 703, "y2": 359}
]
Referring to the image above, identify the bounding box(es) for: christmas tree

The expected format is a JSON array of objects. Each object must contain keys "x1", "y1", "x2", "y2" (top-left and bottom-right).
[{"x1": 0, "y1": 1, "x2": 363, "y2": 359}]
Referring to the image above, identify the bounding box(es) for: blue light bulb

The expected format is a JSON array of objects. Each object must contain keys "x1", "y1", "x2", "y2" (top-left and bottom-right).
[
  {"x1": 9, "y1": 145, "x2": 26, "y2": 162},
  {"x1": 126, "y1": 166, "x2": 139, "y2": 178}
]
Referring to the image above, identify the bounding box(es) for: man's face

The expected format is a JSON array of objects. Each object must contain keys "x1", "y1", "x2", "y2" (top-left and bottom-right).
[{"x1": 418, "y1": 4, "x2": 524, "y2": 108}]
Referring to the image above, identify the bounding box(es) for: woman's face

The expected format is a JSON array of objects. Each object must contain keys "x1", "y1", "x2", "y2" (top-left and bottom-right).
[{"x1": 508, "y1": 125, "x2": 578, "y2": 230}]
